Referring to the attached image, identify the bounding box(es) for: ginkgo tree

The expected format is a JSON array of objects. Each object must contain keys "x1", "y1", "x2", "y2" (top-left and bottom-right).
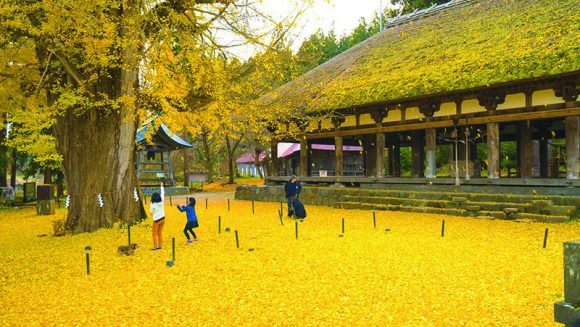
[{"x1": 0, "y1": 0, "x2": 308, "y2": 232}]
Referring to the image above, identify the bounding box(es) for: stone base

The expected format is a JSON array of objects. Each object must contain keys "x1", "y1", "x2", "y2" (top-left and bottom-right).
[
  {"x1": 37, "y1": 200, "x2": 56, "y2": 215},
  {"x1": 235, "y1": 185, "x2": 579, "y2": 222},
  {"x1": 555, "y1": 301, "x2": 580, "y2": 326}
]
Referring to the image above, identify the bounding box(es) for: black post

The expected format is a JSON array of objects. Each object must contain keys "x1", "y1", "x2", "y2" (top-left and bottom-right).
[
  {"x1": 373, "y1": 212, "x2": 376, "y2": 228},
  {"x1": 235, "y1": 230, "x2": 240, "y2": 248},
  {"x1": 144, "y1": 195, "x2": 147, "y2": 204},
  {"x1": 172, "y1": 237, "x2": 176, "y2": 261},
  {"x1": 342, "y1": 218, "x2": 345, "y2": 234},
  {"x1": 295, "y1": 221, "x2": 298, "y2": 239},
  {"x1": 169, "y1": 195, "x2": 173, "y2": 206},
  {"x1": 127, "y1": 224, "x2": 131, "y2": 246},
  {"x1": 278, "y1": 210, "x2": 284, "y2": 226},
  {"x1": 543, "y1": 228, "x2": 549, "y2": 248},
  {"x1": 441, "y1": 220, "x2": 445, "y2": 237},
  {"x1": 228, "y1": 198, "x2": 230, "y2": 211},
  {"x1": 218, "y1": 216, "x2": 221, "y2": 234},
  {"x1": 252, "y1": 201, "x2": 255, "y2": 214},
  {"x1": 85, "y1": 253, "x2": 90, "y2": 275},
  {"x1": 206, "y1": 198, "x2": 208, "y2": 210},
  {"x1": 280, "y1": 202, "x2": 283, "y2": 214}
]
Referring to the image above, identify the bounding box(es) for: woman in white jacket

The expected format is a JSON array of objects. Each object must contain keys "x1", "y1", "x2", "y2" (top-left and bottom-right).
[{"x1": 149, "y1": 183, "x2": 165, "y2": 251}]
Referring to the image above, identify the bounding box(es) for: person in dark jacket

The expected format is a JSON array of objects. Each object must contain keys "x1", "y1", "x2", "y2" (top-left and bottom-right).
[
  {"x1": 178, "y1": 197, "x2": 199, "y2": 244},
  {"x1": 284, "y1": 175, "x2": 301, "y2": 217}
]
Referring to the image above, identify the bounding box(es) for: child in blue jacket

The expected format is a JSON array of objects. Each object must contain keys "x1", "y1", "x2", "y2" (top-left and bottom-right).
[{"x1": 178, "y1": 197, "x2": 199, "y2": 244}]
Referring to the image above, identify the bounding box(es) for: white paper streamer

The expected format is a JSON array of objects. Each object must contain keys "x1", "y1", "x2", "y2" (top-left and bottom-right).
[
  {"x1": 97, "y1": 193, "x2": 104, "y2": 208},
  {"x1": 65, "y1": 195, "x2": 70, "y2": 208},
  {"x1": 133, "y1": 188, "x2": 139, "y2": 202},
  {"x1": 5, "y1": 122, "x2": 11, "y2": 139}
]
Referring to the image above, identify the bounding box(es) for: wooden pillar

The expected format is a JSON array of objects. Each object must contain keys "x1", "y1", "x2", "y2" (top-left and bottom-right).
[
  {"x1": 364, "y1": 135, "x2": 377, "y2": 177},
  {"x1": 539, "y1": 137, "x2": 549, "y2": 178},
  {"x1": 371, "y1": 110, "x2": 387, "y2": 178},
  {"x1": 425, "y1": 128, "x2": 436, "y2": 178},
  {"x1": 299, "y1": 136, "x2": 308, "y2": 178},
  {"x1": 335, "y1": 136, "x2": 343, "y2": 177},
  {"x1": 270, "y1": 141, "x2": 278, "y2": 177},
  {"x1": 518, "y1": 121, "x2": 533, "y2": 178},
  {"x1": 136, "y1": 151, "x2": 142, "y2": 178},
  {"x1": 566, "y1": 116, "x2": 580, "y2": 179},
  {"x1": 411, "y1": 132, "x2": 424, "y2": 177},
  {"x1": 487, "y1": 122, "x2": 500, "y2": 179},
  {"x1": 168, "y1": 151, "x2": 174, "y2": 182},
  {"x1": 376, "y1": 132, "x2": 385, "y2": 178}
]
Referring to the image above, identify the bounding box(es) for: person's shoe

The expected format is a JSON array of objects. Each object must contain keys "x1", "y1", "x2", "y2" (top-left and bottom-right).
[
  {"x1": 287, "y1": 210, "x2": 294, "y2": 217},
  {"x1": 193, "y1": 238, "x2": 199, "y2": 242},
  {"x1": 186, "y1": 239, "x2": 193, "y2": 245},
  {"x1": 150, "y1": 246, "x2": 161, "y2": 251}
]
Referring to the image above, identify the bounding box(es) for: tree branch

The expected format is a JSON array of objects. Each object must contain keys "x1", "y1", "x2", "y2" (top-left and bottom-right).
[{"x1": 53, "y1": 52, "x2": 84, "y2": 85}]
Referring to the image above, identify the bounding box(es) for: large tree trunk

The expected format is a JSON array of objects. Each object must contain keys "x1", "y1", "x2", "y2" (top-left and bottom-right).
[
  {"x1": 201, "y1": 132, "x2": 214, "y2": 183},
  {"x1": 55, "y1": 110, "x2": 139, "y2": 232},
  {"x1": 225, "y1": 135, "x2": 244, "y2": 184},
  {"x1": 9, "y1": 149, "x2": 16, "y2": 187},
  {"x1": 43, "y1": 167, "x2": 52, "y2": 184},
  {"x1": 52, "y1": 2, "x2": 141, "y2": 233},
  {"x1": 183, "y1": 149, "x2": 189, "y2": 187}
]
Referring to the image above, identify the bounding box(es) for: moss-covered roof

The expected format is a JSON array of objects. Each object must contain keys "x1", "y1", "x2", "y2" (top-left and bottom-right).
[{"x1": 260, "y1": 0, "x2": 579, "y2": 114}]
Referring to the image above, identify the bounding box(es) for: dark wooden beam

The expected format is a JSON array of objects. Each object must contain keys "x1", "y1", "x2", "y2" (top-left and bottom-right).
[{"x1": 306, "y1": 107, "x2": 580, "y2": 139}]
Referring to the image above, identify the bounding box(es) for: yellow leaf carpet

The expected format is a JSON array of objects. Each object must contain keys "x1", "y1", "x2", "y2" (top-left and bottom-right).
[{"x1": 0, "y1": 200, "x2": 578, "y2": 326}]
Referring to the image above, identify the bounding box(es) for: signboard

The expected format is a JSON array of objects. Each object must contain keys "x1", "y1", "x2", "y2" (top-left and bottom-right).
[
  {"x1": 188, "y1": 174, "x2": 208, "y2": 183},
  {"x1": 23, "y1": 182, "x2": 36, "y2": 202},
  {"x1": 319, "y1": 170, "x2": 328, "y2": 177}
]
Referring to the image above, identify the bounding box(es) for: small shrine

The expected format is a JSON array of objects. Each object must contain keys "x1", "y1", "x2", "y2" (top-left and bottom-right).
[{"x1": 135, "y1": 119, "x2": 192, "y2": 187}]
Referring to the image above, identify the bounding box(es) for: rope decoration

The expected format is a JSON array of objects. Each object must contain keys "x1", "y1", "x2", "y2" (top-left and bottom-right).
[{"x1": 133, "y1": 188, "x2": 139, "y2": 202}]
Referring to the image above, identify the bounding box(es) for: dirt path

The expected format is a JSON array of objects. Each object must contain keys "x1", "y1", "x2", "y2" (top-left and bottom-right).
[{"x1": 170, "y1": 191, "x2": 235, "y2": 202}]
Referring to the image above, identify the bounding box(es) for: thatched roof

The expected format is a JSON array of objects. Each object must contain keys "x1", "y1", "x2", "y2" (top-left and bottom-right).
[{"x1": 259, "y1": 0, "x2": 579, "y2": 114}]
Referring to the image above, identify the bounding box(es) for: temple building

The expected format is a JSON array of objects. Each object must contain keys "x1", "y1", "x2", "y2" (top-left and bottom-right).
[{"x1": 261, "y1": 0, "x2": 579, "y2": 194}]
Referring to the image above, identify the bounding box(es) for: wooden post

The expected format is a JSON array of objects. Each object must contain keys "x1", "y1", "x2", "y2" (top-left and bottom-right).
[
  {"x1": 518, "y1": 121, "x2": 533, "y2": 178},
  {"x1": 376, "y1": 132, "x2": 385, "y2": 178},
  {"x1": 411, "y1": 131, "x2": 424, "y2": 177},
  {"x1": 172, "y1": 237, "x2": 176, "y2": 261},
  {"x1": 565, "y1": 116, "x2": 580, "y2": 179},
  {"x1": 271, "y1": 141, "x2": 278, "y2": 177},
  {"x1": 393, "y1": 138, "x2": 401, "y2": 177},
  {"x1": 85, "y1": 253, "x2": 90, "y2": 275},
  {"x1": 425, "y1": 128, "x2": 436, "y2": 178},
  {"x1": 487, "y1": 122, "x2": 500, "y2": 179},
  {"x1": 335, "y1": 136, "x2": 343, "y2": 177},
  {"x1": 300, "y1": 136, "x2": 308, "y2": 178}
]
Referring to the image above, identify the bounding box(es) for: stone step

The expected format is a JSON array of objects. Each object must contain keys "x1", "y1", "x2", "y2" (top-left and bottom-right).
[
  {"x1": 334, "y1": 201, "x2": 571, "y2": 223},
  {"x1": 344, "y1": 195, "x2": 574, "y2": 218}
]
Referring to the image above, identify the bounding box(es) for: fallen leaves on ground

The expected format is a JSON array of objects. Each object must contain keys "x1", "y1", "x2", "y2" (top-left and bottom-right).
[{"x1": 0, "y1": 200, "x2": 578, "y2": 326}]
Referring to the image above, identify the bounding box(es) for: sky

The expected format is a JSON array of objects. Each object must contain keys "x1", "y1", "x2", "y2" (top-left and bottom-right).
[{"x1": 228, "y1": 0, "x2": 390, "y2": 59}]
